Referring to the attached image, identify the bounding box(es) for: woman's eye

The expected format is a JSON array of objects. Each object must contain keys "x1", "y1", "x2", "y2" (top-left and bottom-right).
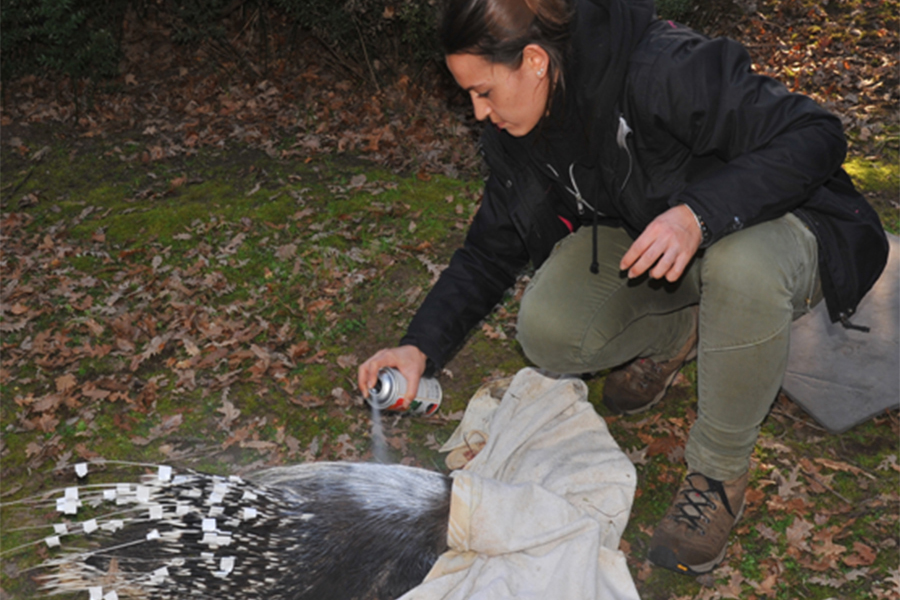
[{"x1": 475, "y1": 90, "x2": 490, "y2": 99}]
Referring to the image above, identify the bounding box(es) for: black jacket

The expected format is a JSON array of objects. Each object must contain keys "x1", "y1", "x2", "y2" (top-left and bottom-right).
[{"x1": 402, "y1": 0, "x2": 888, "y2": 372}]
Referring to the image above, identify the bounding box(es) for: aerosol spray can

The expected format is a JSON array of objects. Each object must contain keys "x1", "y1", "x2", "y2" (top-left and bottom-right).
[{"x1": 367, "y1": 367, "x2": 442, "y2": 416}]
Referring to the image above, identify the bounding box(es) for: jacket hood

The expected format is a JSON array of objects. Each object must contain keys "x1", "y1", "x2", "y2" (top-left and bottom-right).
[{"x1": 571, "y1": 0, "x2": 656, "y2": 156}]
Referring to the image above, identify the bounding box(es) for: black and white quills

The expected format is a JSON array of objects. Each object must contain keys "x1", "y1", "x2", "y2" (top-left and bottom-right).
[{"x1": 29, "y1": 461, "x2": 452, "y2": 599}]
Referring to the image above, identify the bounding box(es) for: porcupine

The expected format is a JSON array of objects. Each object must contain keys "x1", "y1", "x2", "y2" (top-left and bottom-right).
[{"x1": 28, "y1": 461, "x2": 452, "y2": 600}]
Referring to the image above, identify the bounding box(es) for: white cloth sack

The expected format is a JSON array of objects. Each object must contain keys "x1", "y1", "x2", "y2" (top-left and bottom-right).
[{"x1": 400, "y1": 367, "x2": 640, "y2": 600}]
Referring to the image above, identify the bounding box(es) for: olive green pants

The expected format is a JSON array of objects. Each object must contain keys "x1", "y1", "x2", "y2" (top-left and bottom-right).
[{"x1": 516, "y1": 213, "x2": 822, "y2": 481}]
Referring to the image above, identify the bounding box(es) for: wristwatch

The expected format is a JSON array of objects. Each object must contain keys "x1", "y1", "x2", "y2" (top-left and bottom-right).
[{"x1": 683, "y1": 203, "x2": 712, "y2": 247}]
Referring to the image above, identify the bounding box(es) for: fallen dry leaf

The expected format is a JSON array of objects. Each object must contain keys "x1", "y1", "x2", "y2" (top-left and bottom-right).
[
  {"x1": 217, "y1": 398, "x2": 241, "y2": 430},
  {"x1": 842, "y1": 541, "x2": 877, "y2": 567},
  {"x1": 9, "y1": 303, "x2": 29, "y2": 315},
  {"x1": 336, "y1": 354, "x2": 358, "y2": 369},
  {"x1": 785, "y1": 517, "x2": 814, "y2": 554},
  {"x1": 55, "y1": 373, "x2": 77, "y2": 393}
]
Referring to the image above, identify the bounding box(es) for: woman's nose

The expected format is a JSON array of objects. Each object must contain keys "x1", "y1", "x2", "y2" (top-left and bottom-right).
[{"x1": 471, "y1": 96, "x2": 491, "y2": 121}]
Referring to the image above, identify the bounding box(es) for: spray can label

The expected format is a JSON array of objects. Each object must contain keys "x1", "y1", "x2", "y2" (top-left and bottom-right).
[{"x1": 367, "y1": 367, "x2": 442, "y2": 416}]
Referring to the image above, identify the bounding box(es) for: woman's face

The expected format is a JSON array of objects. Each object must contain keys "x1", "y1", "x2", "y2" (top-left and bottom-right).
[{"x1": 446, "y1": 47, "x2": 549, "y2": 137}]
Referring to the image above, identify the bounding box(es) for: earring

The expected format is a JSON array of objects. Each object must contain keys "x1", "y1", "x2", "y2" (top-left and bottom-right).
[{"x1": 537, "y1": 67, "x2": 545, "y2": 77}]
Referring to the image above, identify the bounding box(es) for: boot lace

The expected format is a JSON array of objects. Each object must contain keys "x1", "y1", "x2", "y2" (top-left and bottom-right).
[{"x1": 669, "y1": 473, "x2": 734, "y2": 533}]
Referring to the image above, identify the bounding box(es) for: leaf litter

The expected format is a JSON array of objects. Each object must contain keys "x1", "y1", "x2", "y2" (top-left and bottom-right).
[{"x1": 1, "y1": 0, "x2": 897, "y2": 598}]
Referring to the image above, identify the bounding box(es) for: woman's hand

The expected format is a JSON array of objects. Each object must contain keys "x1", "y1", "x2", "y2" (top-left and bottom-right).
[
  {"x1": 620, "y1": 205, "x2": 702, "y2": 282},
  {"x1": 358, "y1": 345, "x2": 428, "y2": 401}
]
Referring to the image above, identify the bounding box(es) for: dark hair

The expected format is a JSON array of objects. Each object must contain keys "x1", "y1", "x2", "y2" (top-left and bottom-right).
[{"x1": 440, "y1": 0, "x2": 573, "y2": 98}]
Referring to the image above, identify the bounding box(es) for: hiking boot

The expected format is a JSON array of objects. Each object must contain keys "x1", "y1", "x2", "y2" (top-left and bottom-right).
[
  {"x1": 648, "y1": 471, "x2": 748, "y2": 575},
  {"x1": 602, "y1": 307, "x2": 698, "y2": 415}
]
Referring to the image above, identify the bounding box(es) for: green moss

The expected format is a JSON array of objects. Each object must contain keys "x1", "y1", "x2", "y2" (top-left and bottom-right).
[
  {"x1": 844, "y1": 155, "x2": 900, "y2": 233},
  {"x1": 845, "y1": 156, "x2": 899, "y2": 193},
  {"x1": 738, "y1": 548, "x2": 764, "y2": 581}
]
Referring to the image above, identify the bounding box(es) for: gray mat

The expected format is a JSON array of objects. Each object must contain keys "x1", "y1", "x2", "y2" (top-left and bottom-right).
[{"x1": 783, "y1": 233, "x2": 899, "y2": 433}]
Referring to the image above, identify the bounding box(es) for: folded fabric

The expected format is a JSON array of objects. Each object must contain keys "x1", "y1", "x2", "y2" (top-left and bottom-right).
[
  {"x1": 400, "y1": 367, "x2": 640, "y2": 600},
  {"x1": 784, "y1": 233, "x2": 899, "y2": 433}
]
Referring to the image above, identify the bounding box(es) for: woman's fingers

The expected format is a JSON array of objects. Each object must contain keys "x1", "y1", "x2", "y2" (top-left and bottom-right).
[
  {"x1": 357, "y1": 346, "x2": 428, "y2": 398},
  {"x1": 621, "y1": 205, "x2": 702, "y2": 281}
]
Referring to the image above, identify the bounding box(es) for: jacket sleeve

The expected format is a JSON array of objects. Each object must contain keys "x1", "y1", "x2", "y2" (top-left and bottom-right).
[
  {"x1": 400, "y1": 173, "x2": 530, "y2": 372},
  {"x1": 634, "y1": 30, "x2": 849, "y2": 244}
]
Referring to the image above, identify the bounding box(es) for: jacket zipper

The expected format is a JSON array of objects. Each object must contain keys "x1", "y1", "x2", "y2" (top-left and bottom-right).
[{"x1": 616, "y1": 114, "x2": 634, "y2": 191}]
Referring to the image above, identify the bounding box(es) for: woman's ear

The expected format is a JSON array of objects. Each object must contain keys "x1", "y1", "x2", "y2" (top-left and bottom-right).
[{"x1": 522, "y1": 44, "x2": 550, "y2": 78}]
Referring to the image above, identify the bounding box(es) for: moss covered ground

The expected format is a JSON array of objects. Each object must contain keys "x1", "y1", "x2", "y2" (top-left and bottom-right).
[
  {"x1": 1, "y1": 120, "x2": 897, "y2": 599},
  {"x1": 2, "y1": 0, "x2": 898, "y2": 596}
]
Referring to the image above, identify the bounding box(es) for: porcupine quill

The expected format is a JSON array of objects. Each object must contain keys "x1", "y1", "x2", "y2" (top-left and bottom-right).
[{"x1": 6, "y1": 460, "x2": 451, "y2": 600}]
